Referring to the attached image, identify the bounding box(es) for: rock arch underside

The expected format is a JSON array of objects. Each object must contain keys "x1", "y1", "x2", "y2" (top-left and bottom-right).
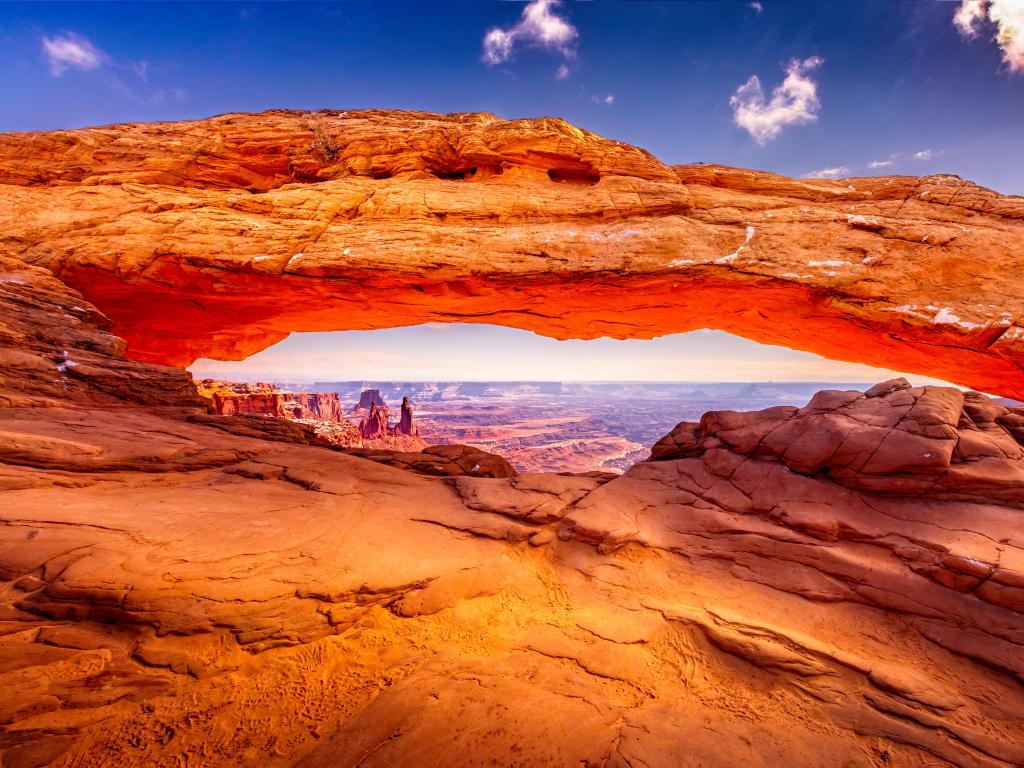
[
  {"x1": 1, "y1": 110, "x2": 1024, "y2": 767},
  {"x1": 1, "y1": 109, "x2": 1023, "y2": 396}
]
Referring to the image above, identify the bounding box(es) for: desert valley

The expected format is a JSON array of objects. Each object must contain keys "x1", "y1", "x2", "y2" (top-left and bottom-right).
[
  {"x1": 2, "y1": 1, "x2": 1024, "y2": 765},
  {"x1": 192, "y1": 379, "x2": 877, "y2": 473}
]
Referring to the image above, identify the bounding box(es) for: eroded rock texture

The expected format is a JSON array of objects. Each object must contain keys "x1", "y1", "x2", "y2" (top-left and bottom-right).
[
  {"x1": 1, "y1": 110, "x2": 1023, "y2": 396},
  {"x1": 196, "y1": 379, "x2": 347, "y2": 422},
  {"x1": 1, "y1": 221, "x2": 1024, "y2": 767}
]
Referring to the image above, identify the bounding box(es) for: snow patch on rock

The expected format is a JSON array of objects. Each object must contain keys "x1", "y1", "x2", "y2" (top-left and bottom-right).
[{"x1": 714, "y1": 226, "x2": 755, "y2": 265}]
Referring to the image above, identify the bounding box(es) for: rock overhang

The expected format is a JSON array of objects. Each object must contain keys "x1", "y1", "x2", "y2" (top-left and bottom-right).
[{"x1": 1, "y1": 109, "x2": 1022, "y2": 397}]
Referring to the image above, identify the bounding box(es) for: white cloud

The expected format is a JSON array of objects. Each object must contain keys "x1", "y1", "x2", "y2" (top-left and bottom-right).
[
  {"x1": 750, "y1": 1, "x2": 764, "y2": 12},
  {"x1": 41, "y1": 33, "x2": 105, "y2": 76},
  {"x1": 555, "y1": 63, "x2": 570, "y2": 80},
  {"x1": 954, "y1": 0, "x2": 1024, "y2": 72},
  {"x1": 955, "y1": 0, "x2": 989, "y2": 36},
  {"x1": 912, "y1": 149, "x2": 938, "y2": 160},
  {"x1": 482, "y1": 0, "x2": 578, "y2": 66},
  {"x1": 591, "y1": 93, "x2": 615, "y2": 105},
  {"x1": 803, "y1": 166, "x2": 849, "y2": 179},
  {"x1": 989, "y1": 0, "x2": 1024, "y2": 71},
  {"x1": 868, "y1": 160, "x2": 894, "y2": 169},
  {"x1": 730, "y1": 56, "x2": 824, "y2": 144}
]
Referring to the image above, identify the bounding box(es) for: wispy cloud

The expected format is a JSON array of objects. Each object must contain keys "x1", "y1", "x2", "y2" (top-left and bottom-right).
[
  {"x1": 39, "y1": 30, "x2": 186, "y2": 107},
  {"x1": 803, "y1": 166, "x2": 849, "y2": 179},
  {"x1": 954, "y1": 0, "x2": 1024, "y2": 72},
  {"x1": 749, "y1": 1, "x2": 764, "y2": 13},
  {"x1": 150, "y1": 87, "x2": 187, "y2": 106},
  {"x1": 591, "y1": 93, "x2": 615, "y2": 105},
  {"x1": 482, "y1": 0, "x2": 578, "y2": 72},
  {"x1": 862, "y1": 150, "x2": 940, "y2": 173},
  {"x1": 730, "y1": 56, "x2": 824, "y2": 144},
  {"x1": 555, "y1": 63, "x2": 570, "y2": 80},
  {"x1": 41, "y1": 33, "x2": 105, "y2": 76}
]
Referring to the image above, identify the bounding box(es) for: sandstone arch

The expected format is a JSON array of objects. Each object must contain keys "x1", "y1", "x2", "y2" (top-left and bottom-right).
[{"x1": 2, "y1": 110, "x2": 1022, "y2": 397}]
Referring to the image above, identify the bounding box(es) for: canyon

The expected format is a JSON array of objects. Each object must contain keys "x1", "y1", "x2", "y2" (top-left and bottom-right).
[
  {"x1": 191, "y1": 379, "x2": 856, "y2": 474},
  {"x1": 193, "y1": 379, "x2": 428, "y2": 452},
  {"x1": 366, "y1": 381, "x2": 879, "y2": 473},
  {"x1": 0, "y1": 110, "x2": 1023, "y2": 767}
]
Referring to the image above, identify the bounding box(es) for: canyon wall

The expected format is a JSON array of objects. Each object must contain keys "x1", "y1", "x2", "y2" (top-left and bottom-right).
[
  {"x1": 0, "y1": 110, "x2": 1022, "y2": 397},
  {"x1": 196, "y1": 379, "x2": 346, "y2": 421}
]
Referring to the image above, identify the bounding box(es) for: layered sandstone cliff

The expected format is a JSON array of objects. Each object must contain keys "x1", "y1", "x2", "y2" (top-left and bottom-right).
[
  {"x1": 0, "y1": 110, "x2": 1022, "y2": 397},
  {"x1": 197, "y1": 379, "x2": 346, "y2": 422},
  {"x1": 357, "y1": 388, "x2": 385, "y2": 409}
]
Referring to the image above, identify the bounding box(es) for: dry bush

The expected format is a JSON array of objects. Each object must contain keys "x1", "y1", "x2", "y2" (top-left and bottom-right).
[{"x1": 300, "y1": 112, "x2": 339, "y2": 163}]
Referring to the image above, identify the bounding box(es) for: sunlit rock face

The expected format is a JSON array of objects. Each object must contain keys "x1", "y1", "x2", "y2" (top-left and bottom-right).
[
  {"x1": 196, "y1": 378, "x2": 347, "y2": 422},
  {"x1": 2, "y1": 110, "x2": 1023, "y2": 397},
  {"x1": 0, "y1": 253, "x2": 203, "y2": 413}
]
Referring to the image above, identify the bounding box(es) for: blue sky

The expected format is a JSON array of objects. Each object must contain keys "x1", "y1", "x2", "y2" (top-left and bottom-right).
[{"x1": 3, "y1": 1, "x2": 1021, "y2": 382}]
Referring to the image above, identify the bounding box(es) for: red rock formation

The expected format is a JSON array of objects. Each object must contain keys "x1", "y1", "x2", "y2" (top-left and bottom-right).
[
  {"x1": 0, "y1": 253, "x2": 203, "y2": 411},
  {"x1": 396, "y1": 395, "x2": 417, "y2": 436},
  {"x1": 358, "y1": 402, "x2": 390, "y2": 439},
  {"x1": 197, "y1": 379, "x2": 286, "y2": 417},
  {"x1": 1, "y1": 111, "x2": 1022, "y2": 397},
  {"x1": 197, "y1": 379, "x2": 346, "y2": 422},
  {"x1": 357, "y1": 388, "x2": 385, "y2": 409},
  {"x1": 344, "y1": 443, "x2": 515, "y2": 479},
  {"x1": 357, "y1": 396, "x2": 425, "y2": 452},
  {"x1": 651, "y1": 376, "x2": 1024, "y2": 505}
]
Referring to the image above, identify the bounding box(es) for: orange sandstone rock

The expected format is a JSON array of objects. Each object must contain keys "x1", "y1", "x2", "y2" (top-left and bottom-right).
[{"x1": 1, "y1": 110, "x2": 1022, "y2": 397}]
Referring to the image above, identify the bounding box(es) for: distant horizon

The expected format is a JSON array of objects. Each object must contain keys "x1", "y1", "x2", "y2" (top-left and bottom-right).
[
  {"x1": 195, "y1": 377, "x2": 904, "y2": 385},
  {"x1": 187, "y1": 326, "x2": 959, "y2": 389}
]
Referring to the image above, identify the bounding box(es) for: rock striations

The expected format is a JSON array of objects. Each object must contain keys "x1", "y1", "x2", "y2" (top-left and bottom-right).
[
  {"x1": 1, "y1": 240, "x2": 1023, "y2": 767},
  {"x1": 0, "y1": 110, "x2": 1022, "y2": 397},
  {"x1": 0, "y1": 110, "x2": 1023, "y2": 767},
  {"x1": 197, "y1": 379, "x2": 346, "y2": 422}
]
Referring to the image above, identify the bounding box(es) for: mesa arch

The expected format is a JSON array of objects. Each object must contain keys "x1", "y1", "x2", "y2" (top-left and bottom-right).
[{"x1": 1, "y1": 109, "x2": 1023, "y2": 397}]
